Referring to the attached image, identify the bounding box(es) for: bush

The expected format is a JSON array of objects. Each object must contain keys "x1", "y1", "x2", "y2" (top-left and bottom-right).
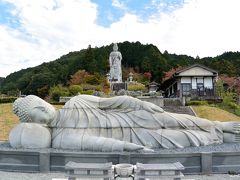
[
  {"x1": 85, "y1": 73, "x2": 103, "y2": 85},
  {"x1": 218, "y1": 92, "x2": 240, "y2": 117},
  {"x1": 69, "y1": 85, "x2": 83, "y2": 96},
  {"x1": 50, "y1": 85, "x2": 70, "y2": 102},
  {"x1": 222, "y1": 92, "x2": 235, "y2": 105},
  {"x1": 81, "y1": 83, "x2": 100, "y2": 91},
  {"x1": 228, "y1": 102, "x2": 239, "y2": 109},
  {"x1": 235, "y1": 108, "x2": 240, "y2": 116},
  {"x1": 68, "y1": 70, "x2": 89, "y2": 85},
  {"x1": 186, "y1": 100, "x2": 209, "y2": 106},
  {"x1": 81, "y1": 90, "x2": 95, "y2": 95},
  {"x1": 0, "y1": 97, "x2": 17, "y2": 103},
  {"x1": 128, "y1": 82, "x2": 145, "y2": 91}
]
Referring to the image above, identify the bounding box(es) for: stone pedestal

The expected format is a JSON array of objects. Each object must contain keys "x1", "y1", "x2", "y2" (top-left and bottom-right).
[{"x1": 111, "y1": 82, "x2": 127, "y2": 92}]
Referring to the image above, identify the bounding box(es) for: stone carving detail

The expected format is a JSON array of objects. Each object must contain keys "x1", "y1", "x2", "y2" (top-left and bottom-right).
[
  {"x1": 109, "y1": 43, "x2": 122, "y2": 82},
  {"x1": 10, "y1": 95, "x2": 240, "y2": 152}
]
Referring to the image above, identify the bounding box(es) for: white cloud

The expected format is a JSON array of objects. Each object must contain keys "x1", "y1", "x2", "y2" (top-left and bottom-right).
[
  {"x1": 162, "y1": 0, "x2": 240, "y2": 56},
  {"x1": 112, "y1": 0, "x2": 127, "y2": 10},
  {"x1": 0, "y1": 0, "x2": 240, "y2": 77},
  {"x1": 0, "y1": 0, "x2": 101, "y2": 77}
]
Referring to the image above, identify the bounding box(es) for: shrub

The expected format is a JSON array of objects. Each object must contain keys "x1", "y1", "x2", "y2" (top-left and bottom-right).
[
  {"x1": 235, "y1": 107, "x2": 240, "y2": 116},
  {"x1": 0, "y1": 97, "x2": 17, "y2": 103},
  {"x1": 50, "y1": 85, "x2": 70, "y2": 102},
  {"x1": 37, "y1": 85, "x2": 50, "y2": 99},
  {"x1": 81, "y1": 83, "x2": 100, "y2": 91},
  {"x1": 217, "y1": 91, "x2": 240, "y2": 116},
  {"x1": 69, "y1": 85, "x2": 83, "y2": 96},
  {"x1": 228, "y1": 102, "x2": 239, "y2": 109},
  {"x1": 85, "y1": 73, "x2": 103, "y2": 85},
  {"x1": 81, "y1": 90, "x2": 95, "y2": 95},
  {"x1": 102, "y1": 80, "x2": 111, "y2": 95},
  {"x1": 68, "y1": 70, "x2": 89, "y2": 85},
  {"x1": 186, "y1": 100, "x2": 209, "y2": 106},
  {"x1": 128, "y1": 82, "x2": 145, "y2": 91},
  {"x1": 222, "y1": 92, "x2": 236, "y2": 105}
]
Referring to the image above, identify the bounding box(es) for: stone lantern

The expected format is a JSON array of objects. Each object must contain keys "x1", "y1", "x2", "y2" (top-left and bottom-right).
[
  {"x1": 148, "y1": 81, "x2": 159, "y2": 93},
  {"x1": 106, "y1": 73, "x2": 110, "y2": 83},
  {"x1": 128, "y1": 72, "x2": 133, "y2": 82}
]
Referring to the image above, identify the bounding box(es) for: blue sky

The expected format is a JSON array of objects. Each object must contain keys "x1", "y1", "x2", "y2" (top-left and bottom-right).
[
  {"x1": 0, "y1": 0, "x2": 240, "y2": 77},
  {"x1": 91, "y1": 0, "x2": 184, "y2": 27}
]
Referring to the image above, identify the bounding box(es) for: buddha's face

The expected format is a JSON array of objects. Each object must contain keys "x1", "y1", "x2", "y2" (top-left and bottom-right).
[
  {"x1": 13, "y1": 95, "x2": 56, "y2": 125},
  {"x1": 113, "y1": 43, "x2": 118, "y2": 51},
  {"x1": 29, "y1": 105, "x2": 56, "y2": 125}
]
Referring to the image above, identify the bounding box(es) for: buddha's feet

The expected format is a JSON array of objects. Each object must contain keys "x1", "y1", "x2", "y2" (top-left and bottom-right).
[
  {"x1": 232, "y1": 122, "x2": 240, "y2": 134},
  {"x1": 221, "y1": 122, "x2": 240, "y2": 134},
  {"x1": 234, "y1": 134, "x2": 240, "y2": 142},
  {"x1": 223, "y1": 133, "x2": 240, "y2": 143},
  {"x1": 222, "y1": 122, "x2": 240, "y2": 143}
]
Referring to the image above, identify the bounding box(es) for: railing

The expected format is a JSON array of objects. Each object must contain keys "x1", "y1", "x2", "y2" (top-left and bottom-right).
[
  {"x1": 181, "y1": 86, "x2": 221, "y2": 99},
  {"x1": 190, "y1": 88, "x2": 215, "y2": 97}
]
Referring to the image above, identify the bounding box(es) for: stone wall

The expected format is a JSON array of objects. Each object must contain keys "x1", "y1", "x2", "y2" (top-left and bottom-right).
[
  {"x1": 0, "y1": 150, "x2": 240, "y2": 175},
  {"x1": 137, "y1": 96, "x2": 164, "y2": 107}
]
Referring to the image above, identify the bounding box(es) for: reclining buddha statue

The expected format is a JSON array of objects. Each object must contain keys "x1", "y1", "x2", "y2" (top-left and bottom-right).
[{"x1": 10, "y1": 94, "x2": 240, "y2": 152}]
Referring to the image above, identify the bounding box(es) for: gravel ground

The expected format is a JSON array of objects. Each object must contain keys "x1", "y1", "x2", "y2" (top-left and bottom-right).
[{"x1": 0, "y1": 171, "x2": 240, "y2": 180}]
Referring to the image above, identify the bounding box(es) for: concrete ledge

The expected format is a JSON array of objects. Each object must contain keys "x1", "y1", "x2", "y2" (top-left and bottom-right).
[
  {"x1": 0, "y1": 150, "x2": 240, "y2": 174},
  {"x1": 0, "y1": 151, "x2": 39, "y2": 172},
  {"x1": 137, "y1": 96, "x2": 164, "y2": 107}
]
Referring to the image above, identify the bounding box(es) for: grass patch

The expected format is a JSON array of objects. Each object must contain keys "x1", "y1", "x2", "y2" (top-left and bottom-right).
[
  {"x1": 192, "y1": 105, "x2": 240, "y2": 122},
  {"x1": 0, "y1": 103, "x2": 19, "y2": 141}
]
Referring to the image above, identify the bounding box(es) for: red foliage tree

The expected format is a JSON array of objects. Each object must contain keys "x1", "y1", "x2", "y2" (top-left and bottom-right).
[{"x1": 68, "y1": 70, "x2": 89, "y2": 85}]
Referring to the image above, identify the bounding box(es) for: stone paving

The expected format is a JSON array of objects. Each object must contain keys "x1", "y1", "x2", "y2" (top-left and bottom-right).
[{"x1": 1, "y1": 171, "x2": 240, "y2": 180}]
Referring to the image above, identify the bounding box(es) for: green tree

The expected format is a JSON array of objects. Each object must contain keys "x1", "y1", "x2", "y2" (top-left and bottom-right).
[
  {"x1": 83, "y1": 45, "x2": 97, "y2": 73},
  {"x1": 141, "y1": 57, "x2": 151, "y2": 72},
  {"x1": 25, "y1": 73, "x2": 56, "y2": 95},
  {"x1": 50, "y1": 84, "x2": 70, "y2": 102}
]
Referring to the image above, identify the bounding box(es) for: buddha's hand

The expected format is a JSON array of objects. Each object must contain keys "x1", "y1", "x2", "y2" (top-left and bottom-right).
[
  {"x1": 141, "y1": 101, "x2": 164, "y2": 113},
  {"x1": 141, "y1": 147, "x2": 154, "y2": 153}
]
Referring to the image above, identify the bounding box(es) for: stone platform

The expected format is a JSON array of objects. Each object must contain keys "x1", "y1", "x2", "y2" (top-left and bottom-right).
[{"x1": 1, "y1": 142, "x2": 240, "y2": 175}]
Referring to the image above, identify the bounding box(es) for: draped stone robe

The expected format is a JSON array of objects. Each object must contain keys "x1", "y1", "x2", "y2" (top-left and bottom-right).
[{"x1": 50, "y1": 95, "x2": 223, "y2": 151}]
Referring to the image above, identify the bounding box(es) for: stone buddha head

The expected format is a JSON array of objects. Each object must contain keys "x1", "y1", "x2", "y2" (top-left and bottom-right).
[
  {"x1": 13, "y1": 95, "x2": 56, "y2": 125},
  {"x1": 113, "y1": 43, "x2": 118, "y2": 51}
]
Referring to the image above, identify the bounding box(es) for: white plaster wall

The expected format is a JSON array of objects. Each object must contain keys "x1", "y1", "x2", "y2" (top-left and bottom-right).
[
  {"x1": 197, "y1": 78, "x2": 203, "y2": 83},
  {"x1": 177, "y1": 81, "x2": 181, "y2": 90},
  {"x1": 181, "y1": 77, "x2": 191, "y2": 83},
  {"x1": 192, "y1": 78, "x2": 197, "y2": 89},
  {"x1": 179, "y1": 67, "x2": 214, "y2": 76},
  {"x1": 204, "y1": 77, "x2": 213, "y2": 89}
]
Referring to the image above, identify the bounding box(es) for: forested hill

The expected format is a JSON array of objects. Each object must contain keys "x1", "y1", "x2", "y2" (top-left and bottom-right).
[
  {"x1": 1, "y1": 41, "x2": 240, "y2": 95},
  {"x1": 0, "y1": 77, "x2": 4, "y2": 88}
]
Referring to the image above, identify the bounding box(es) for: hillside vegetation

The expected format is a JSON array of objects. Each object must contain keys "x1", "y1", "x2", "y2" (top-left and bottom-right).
[{"x1": 1, "y1": 41, "x2": 240, "y2": 98}]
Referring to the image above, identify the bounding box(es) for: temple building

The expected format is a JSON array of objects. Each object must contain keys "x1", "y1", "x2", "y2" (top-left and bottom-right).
[{"x1": 161, "y1": 64, "x2": 218, "y2": 100}]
